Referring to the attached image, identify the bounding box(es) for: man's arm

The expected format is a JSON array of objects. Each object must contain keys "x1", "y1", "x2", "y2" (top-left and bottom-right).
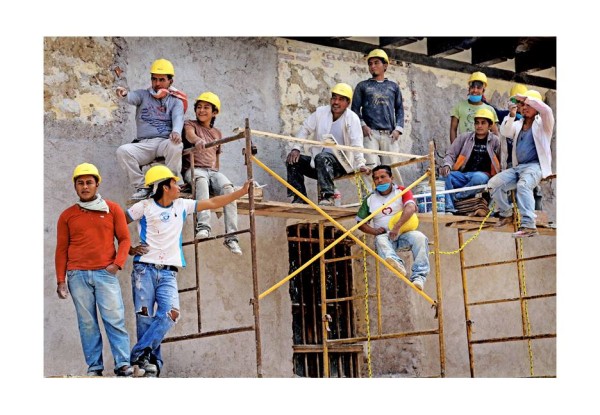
[
  {"x1": 450, "y1": 116, "x2": 459, "y2": 144},
  {"x1": 111, "y1": 204, "x2": 131, "y2": 273},
  {"x1": 393, "y1": 84, "x2": 404, "y2": 138},
  {"x1": 196, "y1": 180, "x2": 251, "y2": 212},
  {"x1": 55, "y1": 213, "x2": 70, "y2": 299}
]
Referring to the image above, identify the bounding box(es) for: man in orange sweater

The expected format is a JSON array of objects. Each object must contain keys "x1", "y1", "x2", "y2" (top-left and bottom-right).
[{"x1": 55, "y1": 163, "x2": 133, "y2": 377}]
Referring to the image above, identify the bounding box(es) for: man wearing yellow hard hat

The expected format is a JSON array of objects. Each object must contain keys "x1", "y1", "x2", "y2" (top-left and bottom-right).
[
  {"x1": 55, "y1": 163, "x2": 133, "y2": 377},
  {"x1": 489, "y1": 89, "x2": 554, "y2": 238},
  {"x1": 352, "y1": 49, "x2": 405, "y2": 185},
  {"x1": 285, "y1": 82, "x2": 369, "y2": 206},
  {"x1": 182, "y1": 91, "x2": 243, "y2": 255},
  {"x1": 125, "y1": 165, "x2": 251, "y2": 376},
  {"x1": 450, "y1": 71, "x2": 499, "y2": 144},
  {"x1": 440, "y1": 108, "x2": 501, "y2": 215},
  {"x1": 116, "y1": 58, "x2": 188, "y2": 201},
  {"x1": 356, "y1": 165, "x2": 430, "y2": 291}
]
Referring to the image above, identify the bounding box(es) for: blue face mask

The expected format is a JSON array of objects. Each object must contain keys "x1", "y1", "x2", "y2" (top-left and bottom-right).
[
  {"x1": 468, "y1": 95, "x2": 482, "y2": 103},
  {"x1": 376, "y1": 183, "x2": 391, "y2": 193},
  {"x1": 516, "y1": 113, "x2": 523, "y2": 120}
]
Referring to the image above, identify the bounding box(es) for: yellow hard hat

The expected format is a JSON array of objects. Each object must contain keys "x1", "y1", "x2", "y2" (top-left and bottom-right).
[
  {"x1": 145, "y1": 165, "x2": 180, "y2": 187},
  {"x1": 73, "y1": 163, "x2": 101, "y2": 184},
  {"x1": 150, "y1": 59, "x2": 175, "y2": 76},
  {"x1": 468, "y1": 71, "x2": 488, "y2": 88},
  {"x1": 473, "y1": 108, "x2": 495, "y2": 124},
  {"x1": 366, "y1": 49, "x2": 389, "y2": 64},
  {"x1": 331, "y1": 83, "x2": 353, "y2": 101},
  {"x1": 524, "y1": 89, "x2": 543, "y2": 101},
  {"x1": 388, "y1": 211, "x2": 419, "y2": 233},
  {"x1": 509, "y1": 84, "x2": 528, "y2": 98},
  {"x1": 195, "y1": 91, "x2": 221, "y2": 112}
]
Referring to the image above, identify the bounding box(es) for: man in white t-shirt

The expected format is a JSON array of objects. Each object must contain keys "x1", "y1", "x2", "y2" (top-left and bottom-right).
[
  {"x1": 356, "y1": 165, "x2": 430, "y2": 290},
  {"x1": 126, "y1": 165, "x2": 250, "y2": 377}
]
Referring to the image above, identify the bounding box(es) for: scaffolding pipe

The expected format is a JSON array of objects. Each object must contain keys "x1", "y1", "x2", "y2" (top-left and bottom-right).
[{"x1": 245, "y1": 119, "x2": 263, "y2": 378}]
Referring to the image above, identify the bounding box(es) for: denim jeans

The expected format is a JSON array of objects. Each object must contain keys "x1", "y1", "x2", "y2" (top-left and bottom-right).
[
  {"x1": 488, "y1": 163, "x2": 542, "y2": 229},
  {"x1": 130, "y1": 263, "x2": 180, "y2": 370},
  {"x1": 444, "y1": 170, "x2": 490, "y2": 210},
  {"x1": 185, "y1": 168, "x2": 238, "y2": 242},
  {"x1": 374, "y1": 230, "x2": 430, "y2": 282},
  {"x1": 67, "y1": 269, "x2": 131, "y2": 372},
  {"x1": 286, "y1": 152, "x2": 346, "y2": 200}
]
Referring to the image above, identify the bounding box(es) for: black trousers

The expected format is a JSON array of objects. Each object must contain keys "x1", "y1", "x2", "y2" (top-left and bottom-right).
[{"x1": 286, "y1": 152, "x2": 347, "y2": 200}]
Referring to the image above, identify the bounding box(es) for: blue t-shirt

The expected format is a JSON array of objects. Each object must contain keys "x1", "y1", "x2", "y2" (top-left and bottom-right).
[{"x1": 515, "y1": 128, "x2": 539, "y2": 165}]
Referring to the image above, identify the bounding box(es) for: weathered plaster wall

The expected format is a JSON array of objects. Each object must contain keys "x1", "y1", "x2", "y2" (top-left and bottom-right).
[{"x1": 44, "y1": 36, "x2": 556, "y2": 378}]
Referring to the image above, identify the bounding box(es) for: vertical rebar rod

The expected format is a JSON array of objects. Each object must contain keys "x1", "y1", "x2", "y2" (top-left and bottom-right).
[
  {"x1": 319, "y1": 220, "x2": 330, "y2": 377},
  {"x1": 458, "y1": 230, "x2": 475, "y2": 377}
]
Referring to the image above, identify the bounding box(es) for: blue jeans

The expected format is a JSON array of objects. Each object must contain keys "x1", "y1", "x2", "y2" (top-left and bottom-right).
[
  {"x1": 130, "y1": 263, "x2": 180, "y2": 370},
  {"x1": 444, "y1": 170, "x2": 490, "y2": 211},
  {"x1": 488, "y1": 163, "x2": 542, "y2": 229},
  {"x1": 374, "y1": 231, "x2": 430, "y2": 282},
  {"x1": 184, "y1": 168, "x2": 238, "y2": 242},
  {"x1": 67, "y1": 269, "x2": 131, "y2": 372}
]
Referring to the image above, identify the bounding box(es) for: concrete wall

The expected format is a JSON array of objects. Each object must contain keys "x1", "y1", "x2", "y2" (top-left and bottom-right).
[{"x1": 44, "y1": 37, "x2": 556, "y2": 377}]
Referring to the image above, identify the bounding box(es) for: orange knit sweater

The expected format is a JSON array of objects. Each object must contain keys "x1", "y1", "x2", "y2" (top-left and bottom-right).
[{"x1": 55, "y1": 200, "x2": 131, "y2": 284}]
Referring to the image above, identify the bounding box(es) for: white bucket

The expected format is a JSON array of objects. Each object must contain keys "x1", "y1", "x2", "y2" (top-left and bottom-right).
[{"x1": 414, "y1": 180, "x2": 445, "y2": 214}]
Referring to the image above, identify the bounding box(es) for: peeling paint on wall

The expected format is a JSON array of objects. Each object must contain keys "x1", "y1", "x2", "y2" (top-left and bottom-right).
[{"x1": 44, "y1": 37, "x2": 119, "y2": 123}]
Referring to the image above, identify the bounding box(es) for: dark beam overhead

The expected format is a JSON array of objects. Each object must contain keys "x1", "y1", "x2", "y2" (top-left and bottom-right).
[
  {"x1": 514, "y1": 37, "x2": 556, "y2": 74},
  {"x1": 379, "y1": 37, "x2": 424, "y2": 48},
  {"x1": 471, "y1": 37, "x2": 520, "y2": 66},
  {"x1": 426, "y1": 37, "x2": 478, "y2": 57},
  {"x1": 282, "y1": 36, "x2": 556, "y2": 89}
]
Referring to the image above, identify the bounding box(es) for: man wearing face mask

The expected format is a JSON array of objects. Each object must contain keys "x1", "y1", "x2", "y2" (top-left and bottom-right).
[
  {"x1": 356, "y1": 165, "x2": 430, "y2": 291},
  {"x1": 116, "y1": 58, "x2": 188, "y2": 201},
  {"x1": 449, "y1": 71, "x2": 499, "y2": 144}
]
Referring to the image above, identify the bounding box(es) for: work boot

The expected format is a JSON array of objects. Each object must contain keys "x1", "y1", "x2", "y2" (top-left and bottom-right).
[
  {"x1": 114, "y1": 365, "x2": 133, "y2": 377},
  {"x1": 86, "y1": 369, "x2": 103, "y2": 377},
  {"x1": 133, "y1": 349, "x2": 158, "y2": 378},
  {"x1": 494, "y1": 216, "x2": 513, "y2": 228},
  {"x1": 318, "y1": 197, "x2": 335, "y2": 206}
]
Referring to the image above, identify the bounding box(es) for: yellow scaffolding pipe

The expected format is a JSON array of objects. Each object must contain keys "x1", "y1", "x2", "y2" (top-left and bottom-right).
[{"x1": 253, "y1": 156, "x2": 436, "y2": 305}]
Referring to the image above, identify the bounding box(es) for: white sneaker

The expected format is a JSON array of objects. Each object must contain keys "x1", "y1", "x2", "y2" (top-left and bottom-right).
[
  {"x1": 385, "y1": 258, "x2": 406, "y2": 277},
  {"x1": 224, "y1": 240, "x2": 242, "y2": 255},
  {"x1": 318, "y1": 197, "x2": 335, "y2": 206},
  {"x1": 411, "y1": 277, "x2": 425, "y2": 291},
  {"x1": 195, "y1": 229, "x2": 210, "y2": 239},
  {"x1": 131, "y1": 188, "x2": 151, "y2": 200}
]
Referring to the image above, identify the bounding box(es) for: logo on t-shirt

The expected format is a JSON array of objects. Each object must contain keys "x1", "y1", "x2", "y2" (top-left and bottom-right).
[
  {"x1": 160, "y1": 212, "x2": 171, "y2": 222},
  {"x1": 382, "y1": 207, "x2": 393, "y2": 215}
]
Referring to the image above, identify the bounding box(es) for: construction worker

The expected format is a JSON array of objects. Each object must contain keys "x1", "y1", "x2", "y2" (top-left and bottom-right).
[
  {"x1": 286, "y1": 83, "x2": 369, "y2": 206},
  {"x1": 440, "y1": 108, "x2": 501, "y2": 214},
  {"x1": 116, "y1": 58, "x2": 188, "y2": 201},
  {"x1": 183, "y1": 92, "x2": 242, "y2": 255},
  {"x1": 351, "y1": 49, "x2": 405, "y2": 185},
  {"x1": 356, "y1": 165, "x2": 430, "y2": 291},
  {"x1": 489, "y1": 90, "x2": 554, "y2": 238},
  {"x1": 450, "y1": 71, "x2": 499, "y2": 144},
  {"x1": 126, "y1": 165, "x2": 251, "y2": 377},
  {"x1": 499, "y1": 84, "x2": 528, "y2": 170},
  {"x1": 55, "y1": 163, "x2": 133, "y2": 377}
]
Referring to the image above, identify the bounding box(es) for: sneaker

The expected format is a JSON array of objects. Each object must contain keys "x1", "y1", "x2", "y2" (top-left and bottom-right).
[
  {"x1": 224, "y1": 240, "x2": 242, "y2": 255},
  {"x1": 385, "y1": 257, "x2": 406, "y2": 277},
  {"x1": 114, "y1": 365, "x2": 133, "y2": 377},
  {"x1": 133, "y1": 349, "x2": 158, "y2": 377},
  {"x1": 318, "y1": 197, "x2": 335, "y2": 206},
  {"x1": 86, "y1": 369, "x2": 103, "y2": 377},
  {"x1": 195, "y1": 229, "x2": 210, "y2": 239},
  {"x1": 131, "y1": 188, "x2": 151, "y2": 200},
  {"x1": 512, "y1": 227, "x2": 538, "y2": 238},
  {"x1": 411, "y1": 277, "x2": 425, "y2": 291},
  {"x1": 494, "y1": 215, "x2": 513, "y2": 228}
]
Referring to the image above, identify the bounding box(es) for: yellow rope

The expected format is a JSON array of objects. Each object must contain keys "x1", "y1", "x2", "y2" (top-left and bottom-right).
[
  {"x1": 512, "y1": 192, "x2": 535, "y2": 377},
  {"x1": 430, "y1": 205, "x2": 495, "y2": 256},
  {"x1": 354, "y1": 173, "x2": 372, "y2": 378}
]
